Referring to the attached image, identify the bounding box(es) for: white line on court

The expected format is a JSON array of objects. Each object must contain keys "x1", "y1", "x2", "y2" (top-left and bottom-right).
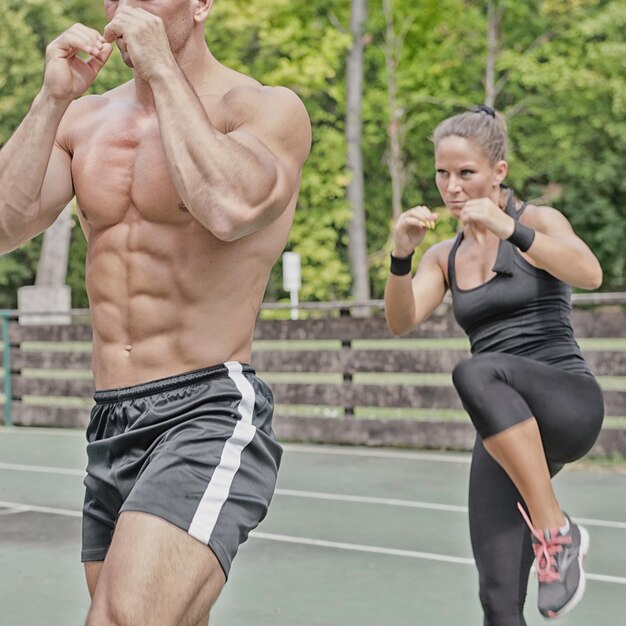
[
  {"x1": 2, "y1": 462, "x2": 626, "y2": 530},
  {"x1": 573, "y1": 517, "x2": 626, "y2": 530},
  {"x1": 0, "y1": 501, "x2": 82, "y2": 517},
  {"x1": 250, "y1": 531, "x2": 475, "y2": 565},
  {"x1": 0, "y1": 426, "x2": 85, "y2": 437},
  {"x1": 249, "y1": 532, "x2": 626, "y2": 586},
  {"x1": 585, "y1": 573, "x2": 626, "y2": 584},
  {"x1": 282, "y1": 444, "x2": 472, "y2": 464},
  {"x1": 275, "y1": 488, "x2": 468, "y2": 513},
  {"x1": 0, "y1": 462, "x2": 84, "y2": 476},
  {"x1": 0, "y1": 428, "x2": 471, "y2": 455},
  {"x1": 1, "y1": 499, "x2": 625, "y2": 586},
  {"x1": 0, "y1": 506, "x2": 28, "y2": 517},
  {"x1": 274, "y1": 489, "x2": 626, "y2": 530}
]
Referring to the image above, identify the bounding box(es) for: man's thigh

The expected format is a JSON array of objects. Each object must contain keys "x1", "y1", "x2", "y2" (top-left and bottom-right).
[{"x1": 86, "y1": 511, "x2": 225, "y2": 626}]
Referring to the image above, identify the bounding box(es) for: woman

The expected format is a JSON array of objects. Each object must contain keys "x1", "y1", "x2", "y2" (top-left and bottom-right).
[{"x1": 384, "y1": 106, "x2": 604, "y2": 625}]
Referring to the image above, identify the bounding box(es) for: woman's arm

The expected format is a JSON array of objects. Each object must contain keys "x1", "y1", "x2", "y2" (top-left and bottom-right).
[
  {"x1": 519, "y1": 205, "x2": 602, "y2": 290},
  {"x1": 384, "y1": 244, "x2": 449, "y2": 336},
  {"x1": 460, "y1": 197, "x2": 602, "y2": 290}
]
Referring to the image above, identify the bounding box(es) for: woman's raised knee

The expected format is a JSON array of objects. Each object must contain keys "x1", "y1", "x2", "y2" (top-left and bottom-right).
[{"x1": 452, "y1": 355, "x2": 500, "y2": 400}]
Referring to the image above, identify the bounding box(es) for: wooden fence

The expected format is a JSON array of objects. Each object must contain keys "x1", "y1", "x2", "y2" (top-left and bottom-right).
[{"x1": 2, "y1": 303, "x2": 626, "y2": 456}]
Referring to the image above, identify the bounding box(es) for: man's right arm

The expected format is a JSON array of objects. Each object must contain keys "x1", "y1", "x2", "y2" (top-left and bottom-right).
[
  {"x1": 0, "y1": 23, "x2": 111, "y2": 252},
  {"x1": 0, "y1": 94, "x2": 75, "y2": 252}
]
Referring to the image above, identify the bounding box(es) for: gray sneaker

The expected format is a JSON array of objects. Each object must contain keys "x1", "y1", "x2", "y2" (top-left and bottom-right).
[{"x1": 517, "y1": 503, "x2": 590, "y2": 620}]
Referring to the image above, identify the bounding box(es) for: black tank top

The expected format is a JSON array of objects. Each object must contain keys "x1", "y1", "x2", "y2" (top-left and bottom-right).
[{"x1": 447, "y1": 194, "x2": 591, "y2": 375}]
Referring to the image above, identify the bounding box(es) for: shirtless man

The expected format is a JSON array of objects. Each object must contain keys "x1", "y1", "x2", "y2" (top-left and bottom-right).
[{"x1": 0, "y1": 1, "x2": 311, "y2": 624}]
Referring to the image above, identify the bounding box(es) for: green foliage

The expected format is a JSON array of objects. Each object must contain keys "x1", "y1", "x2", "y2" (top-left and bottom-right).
[
  {"x1": 206, "y1": 0, "x2": 353, "y2": 302},
  {"x1": 362, "y1": 0, "x2": 487, "y2": 297},
  {"x1": 0, "y1": 1, "x2": 66, "y2": 307},
  {"x1": 0, "y1": 0, "x2": 128, "y2": 307},
  {"x1": 501, "y1": 0, "x2": 626, "y2": 288},
  {"x1": 0, "y1": 237, "x2": 41, "y2": 309},
  {"x1": 0, "y1": 2, "x2": 59, "y2": 145},
  {"x1": 363, "y1": 0, "x2": 626, "y2": 294},
  {"x1": 66, "y1": 211, "x2": 89, "y2": 309},
  {"x1": 0, "y1": 0, "x2": 624, "y2": 309}
]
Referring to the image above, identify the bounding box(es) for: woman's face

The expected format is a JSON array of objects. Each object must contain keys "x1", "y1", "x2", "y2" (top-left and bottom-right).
[{"x1": 434, "y1": 135, "x2": 507, "y2": 217}]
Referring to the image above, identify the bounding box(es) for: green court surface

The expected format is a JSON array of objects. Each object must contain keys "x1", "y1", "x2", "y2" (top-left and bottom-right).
[{"x1": 1, "y1": 427, "x2": 626, "y2": 625}]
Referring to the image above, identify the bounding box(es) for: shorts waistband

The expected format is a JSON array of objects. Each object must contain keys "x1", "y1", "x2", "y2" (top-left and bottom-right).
[{"x1": 94, "y1": 362, "x2": 255, "y2": 404}]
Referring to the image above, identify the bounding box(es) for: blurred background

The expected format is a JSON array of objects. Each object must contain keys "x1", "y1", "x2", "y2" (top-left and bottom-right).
[{"x1": 0, "y1": 0, "x2": 624, "y2": 310}]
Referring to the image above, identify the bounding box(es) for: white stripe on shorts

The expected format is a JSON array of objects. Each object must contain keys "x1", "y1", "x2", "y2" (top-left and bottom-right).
[{"x1": 188, "y1": 362, "x2": 257, "y2": 544}]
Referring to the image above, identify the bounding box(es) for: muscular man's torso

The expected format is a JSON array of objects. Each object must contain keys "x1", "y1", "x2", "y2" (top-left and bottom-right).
[{"x1": 64, "y1": 76, "x2": 296, "y2": 389}]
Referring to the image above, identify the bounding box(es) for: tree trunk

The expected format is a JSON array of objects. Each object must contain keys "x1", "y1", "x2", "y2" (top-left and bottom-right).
[
  {"x1": 485, "y1": 0, "x2": 505, "y2": 108},
  {"x1": 383, "y1": 0, "x2": 404, "y2": 222},
  {"x1": 35, "y1": 203, "x2": 73, "y2": 286},
  {"x1": 346, "y1": 0, "x2": 371, "y2": 311},
  {"x1": 17, "y1": 202, "x2": 73, "y2": 325}
]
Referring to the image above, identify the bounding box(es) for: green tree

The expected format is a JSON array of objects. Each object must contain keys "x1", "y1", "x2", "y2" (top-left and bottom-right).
[
  {"x1": 0, "y1": 0, "x2": 623, "y2": 308},
  {"x1": 206, "y1": 0, "x2": 354, "y2": 302},
  {"x1": 0, "y1": 0, "x2": 130, "y2": 308},
  {"x1": 500, "y1": 0, "x2": 626, "y2": 288},
  {"x1": 366, "y1": 0, "x2": 625, "y2": 294}
]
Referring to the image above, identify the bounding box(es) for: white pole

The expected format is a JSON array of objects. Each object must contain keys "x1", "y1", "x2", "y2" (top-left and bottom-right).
[
  {"x1": 282, "y1": 252, "x2": 301, "y2": 320},
  {"x1": 289, "y1": 288, "x2": 299, "y2": 321}
]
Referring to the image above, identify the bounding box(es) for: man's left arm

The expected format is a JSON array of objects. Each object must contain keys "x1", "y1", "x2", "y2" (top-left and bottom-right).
[
  {"x1": 104, "y1": 7, "x2": 311, "y2": 241},
  {"x1": 152, "y1": 77, "x2": 311, "y2": 241}
]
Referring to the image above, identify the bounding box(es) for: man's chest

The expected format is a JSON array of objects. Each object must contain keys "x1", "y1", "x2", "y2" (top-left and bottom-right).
[{"x1": 70, "y1": 104, "x2": 227, "y2": 227}]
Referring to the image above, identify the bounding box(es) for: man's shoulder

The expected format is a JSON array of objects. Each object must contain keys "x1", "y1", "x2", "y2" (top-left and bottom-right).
[
  {"x1": 210, "y1": 64, "x2": 304, "y2": 115},
  {"x1": 65, "y1": 81, "x2": 133, "y2": 121},
  {"x1": 221, "y1": 80, "x2": 307, "y2": 118},
  {"x1": 216, "y1": 74, "x2": 311, "y2": 158},
  {"x1": 223, "y1": 82, "x2": 310, "y2": 141},
  {"x1": 57, "y1": 82, "x2": 134, "y2": 149}
]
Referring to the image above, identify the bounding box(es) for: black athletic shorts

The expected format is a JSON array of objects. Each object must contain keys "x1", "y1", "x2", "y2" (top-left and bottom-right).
[{"x1": 81, "y1": 362, "x2": 282, "y2": 577}]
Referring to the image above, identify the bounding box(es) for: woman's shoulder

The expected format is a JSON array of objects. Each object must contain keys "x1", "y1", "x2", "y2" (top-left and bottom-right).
[
  {"x1": 423, "y1": 237, "x2": 459, "y2": 267},
  {"x1": 428, "y1": 236, "x2": 458, "y2": 254},
  {"x1": 519, "y1": 203, "x2": 571, "y2": 233}
]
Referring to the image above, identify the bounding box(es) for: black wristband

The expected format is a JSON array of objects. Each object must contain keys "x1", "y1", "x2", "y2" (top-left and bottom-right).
[
  {"x1": 507, "y1": 221, "x2": 535, "y2": 252},
  {"x1": 390, "y1": 251, "x2": 414, "y2": 276}
]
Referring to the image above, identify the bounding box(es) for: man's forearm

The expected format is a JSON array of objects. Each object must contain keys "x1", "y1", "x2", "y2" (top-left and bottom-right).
[
  {"x1": 149, "y1": 66, "x2": 282, "y2": 240},
  {"x1": 0, "y1": 90, "x2": 69, "y2": 249}
]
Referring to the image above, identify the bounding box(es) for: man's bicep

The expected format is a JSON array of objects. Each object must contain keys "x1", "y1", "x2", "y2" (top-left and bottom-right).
[
  {"x1": 223, "y1": 128, "x2": 304, "y2": 229},
  {"x1": 259, "y1": 88, "x2": 312, "y2": 170},
  {"x1": 229, "y1": 89, "x2": 311, "y2": 186},
  {"x1": 41, "y1": 142, "x2": 75, "y2": 213},
  {"x1": 24, "y1": 142, "x2": 75, "y2": 241}
]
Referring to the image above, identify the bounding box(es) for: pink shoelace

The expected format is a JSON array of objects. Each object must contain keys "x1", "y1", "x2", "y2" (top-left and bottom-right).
[{"x1": 517, "y1": 502, "x2": 572, "y2": 583}]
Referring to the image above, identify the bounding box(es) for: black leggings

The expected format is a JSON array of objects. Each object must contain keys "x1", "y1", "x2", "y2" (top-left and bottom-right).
[{"x1": 452, "y1": 353, "x2": 604, "y2": 626}]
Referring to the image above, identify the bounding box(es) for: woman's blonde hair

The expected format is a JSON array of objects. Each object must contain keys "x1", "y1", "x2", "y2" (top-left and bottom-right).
[{"x1": 432, "y1": 106, "x2": 509, "y2": 164}]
